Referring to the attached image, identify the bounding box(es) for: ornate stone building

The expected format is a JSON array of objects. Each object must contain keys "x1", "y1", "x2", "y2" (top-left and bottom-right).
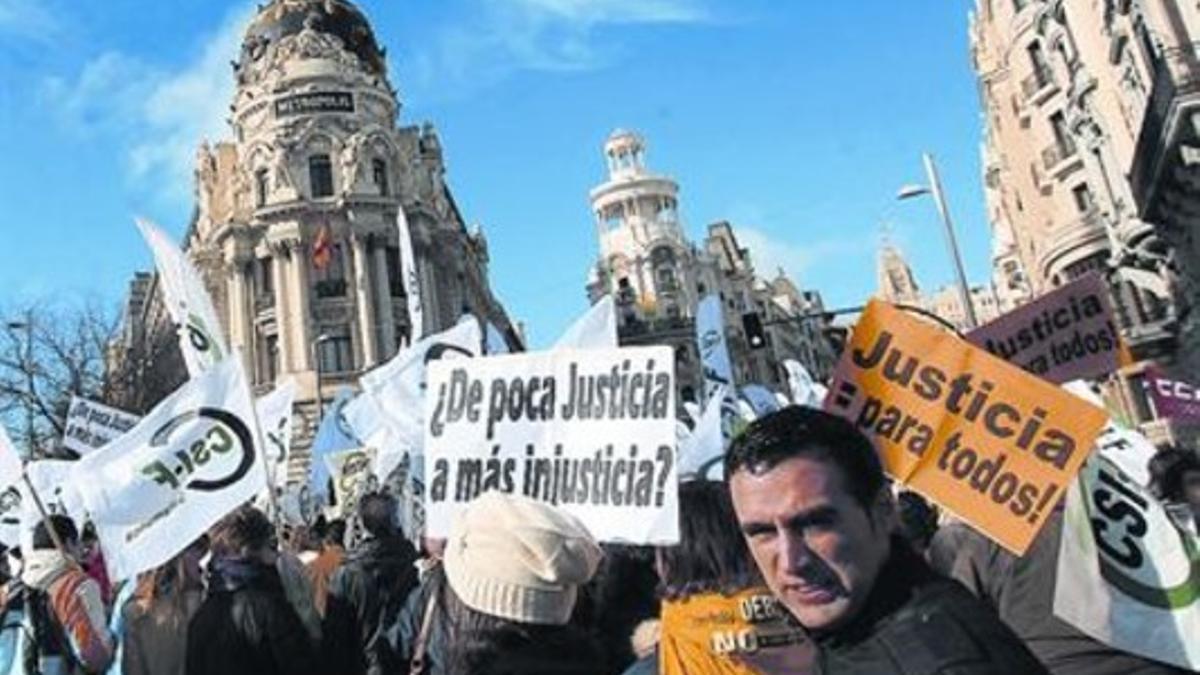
[
  {"x1": 875, "y1": 243, "x2": 1004, "y2": 332},
  {"x1": 969, "y1": 0, "x2": 1195, "y2": 445},
  {"x1": 583, "y1": 130, "x2": 836, "y2": 403},
  {"x1": 110, "y1": 0, "x2": 519, "y2": 476}
]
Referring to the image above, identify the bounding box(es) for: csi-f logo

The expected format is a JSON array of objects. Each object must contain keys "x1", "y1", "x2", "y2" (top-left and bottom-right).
[
  {"x1": 184, "y1": 314, "x2": 224, "y2": 364},
  {"x1": 140, "y1": 408, "x2": 255, "y2": 492}
]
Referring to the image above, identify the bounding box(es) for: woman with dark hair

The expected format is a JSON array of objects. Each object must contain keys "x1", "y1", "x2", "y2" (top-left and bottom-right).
[
  {"x1": 119, "y1": 537, "x2": 207, "y2": 675},
  {"x1": 624, "y1": 480, "x2": 814, "y2": 675},
  {"x1": 185, "y1": 506, "x2": 321, "y2": 675},
  {"x1": 393, "y1": 492, "x2": 606, "y2": 675}
]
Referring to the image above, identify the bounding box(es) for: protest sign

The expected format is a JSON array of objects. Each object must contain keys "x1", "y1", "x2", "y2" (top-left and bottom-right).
[
  {"x1": 0, "y1": 428, "x2": 25, "y2": 547},
  {"x1": 1055, "y1": 452, "x2": 1200, "y2": 670},
  {"x1": 554, "y1": 296, "x2": 617, "y2": 351},
  {"x1": 61, "y1": 396, "x2": 141, "y2": 457},
  {"x1": 1145, "y1": 367, "x2": 1200, "y2": 423},
  {"x1": 423, "y1": 346, "x2": 678, "y2": 544},
  {"x1": 73, "y1": 358, "x2": 266, "y2": 581},
  {"x1": 256, "y1": 379, "x2": 296, "y2": 488},
  {"x1": 966, "y1": 273, "x2": 1122, "y2": 384},
  {"x1": 135, "y1": 218, "x2": 228, "y2": 376},
  {"x1": 325, "y1": 447, "x2": 379, "y2": 517},
  {"x1": 825, "y1": 300, "x2": 1107, "y2": 554}
]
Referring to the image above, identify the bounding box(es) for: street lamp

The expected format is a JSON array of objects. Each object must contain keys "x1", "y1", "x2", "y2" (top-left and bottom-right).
[
  {"x1": 6, "y1": 319, "x2": 34, "y2": 458},
  {"x1": 897, "y1": 152, "x2": 979, "y2": 330},
  {"x1": 312, "y1": 334, "x2": 333, "y2": 419}
]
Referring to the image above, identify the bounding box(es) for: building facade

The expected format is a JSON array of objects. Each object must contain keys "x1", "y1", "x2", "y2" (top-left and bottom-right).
[
  {"x1": 875, "y1": 243, "x2": 1004, "y2": 332},
  {"x1": 583, "y1": 130, "x2": 836, "y2": 403},
  {"x1": 969, "y1": 0, "x2": 1195, "y2": 446},
  {"x1": 110, "y1": 0, "x2": 519, "y2": 479}
]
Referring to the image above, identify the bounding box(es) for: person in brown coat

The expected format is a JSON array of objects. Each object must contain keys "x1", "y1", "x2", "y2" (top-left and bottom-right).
[{"x1": 305, "y1": 519, "x2": 346, "y2": 616}]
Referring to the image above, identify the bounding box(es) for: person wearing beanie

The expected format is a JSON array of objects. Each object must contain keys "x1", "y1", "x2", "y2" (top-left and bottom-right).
[{"x1": 391, "y1": 491, "x2": 608, "y2": 675}]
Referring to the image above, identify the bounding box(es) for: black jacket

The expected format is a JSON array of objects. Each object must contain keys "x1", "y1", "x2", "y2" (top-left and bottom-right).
[
  {"x1": 322, "y1": 534, "x2": 418, "y2": 675},
  {"x1": 185, "y1": 557, "x2": 320, "y2": 675},
  {"x1": 814, "y1": 539, "x2": 1048, "y2": 675},
  {"x1": 929, "y1": 513, "x2": 1191, "y2": 675}
]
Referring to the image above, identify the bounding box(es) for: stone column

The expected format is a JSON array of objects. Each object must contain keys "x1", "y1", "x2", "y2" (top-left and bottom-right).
[
  {"x1": 287, "y1": 241, "x2": 313, "y2": 372},
  {"x1": 226, "y1": 255, "x2": 253, "y2": 377},
  {"x1": 270, "y1": 244, "x2": 291, "y2": 376},
  {"x1": 373, "y1": 241, "x2": 396, "y2": 359},
  {"x1": 352, "y1": 233, "x2": 378, "y2": 367}
]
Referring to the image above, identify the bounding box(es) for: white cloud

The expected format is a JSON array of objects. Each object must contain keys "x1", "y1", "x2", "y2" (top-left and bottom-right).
[
  {"x1": 406, "y1": 0, "x2": 710, "y2": 96},
  {"x1": 734, "y1": 225, "x2": 874, "y2": 289},
  {"x1": 39, "y1": 4, "x2": 254, "y2": 209},
  {"x1": 0, "y1": 0, "x2": 58, "y2": 40}
]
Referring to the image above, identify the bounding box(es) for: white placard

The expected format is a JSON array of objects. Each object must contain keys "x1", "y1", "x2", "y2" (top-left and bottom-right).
[
  {"x1": 61, "y1": 396, "x2": 141, "y2": 457},
  {"x1": 424, "y1": 347, "x2": 678, "y2": 544}
]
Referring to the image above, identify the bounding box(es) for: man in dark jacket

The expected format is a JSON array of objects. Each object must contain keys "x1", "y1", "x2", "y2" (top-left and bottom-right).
[
  {"x1": 726, "y1": 406, "x2": 1048, "y2": 674},
  {"x1": 186, "y1": 506, "x2": 320, "y2": 675},
  {"x1": 324, "y1": 492, "x2": 419, "y2": 675}
]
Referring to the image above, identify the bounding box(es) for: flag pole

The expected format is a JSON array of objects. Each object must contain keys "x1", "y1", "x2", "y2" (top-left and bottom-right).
[{"x1": 21, "y1": 472, "x2": 74, "y2": 564}]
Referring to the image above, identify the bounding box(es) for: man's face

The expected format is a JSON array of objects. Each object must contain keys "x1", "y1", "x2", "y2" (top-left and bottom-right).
[{"x1": 729, "y1": 455, "x2": 892, "y2": 633}]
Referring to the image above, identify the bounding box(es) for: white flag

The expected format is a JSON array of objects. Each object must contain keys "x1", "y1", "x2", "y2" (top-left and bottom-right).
[
  {"x1": 554, "y1": 296, "x2": 617, "y2": 351},
  {"x1": 0, "y1": 428, "x2": 26, "y2": 547},
  {"x1": 397, "y1": 207, "x2": 425, "y2": 342},
  {"x1": 359, "y1": 317, "x2": 481, "y2": 479},
  {"x1": 1055, "y1": 451, "x2": 1200, "y2": 670},
  {"x1": 135, "y1": 217, "x2": 228, "y2": 375},
  {"x1": 784, "y1": 360, "x2": 824, "y2": 408},
  {"x1": 256, "y1": 378, "x2": 297, "y2": 489},
  {"x1": 18, "y1": 460, "x2": 86, "y2": 551},
  {"x1": 61, "y1": 395, "x2": 141, "y2": 458},
  {"x1": 325, "y1": 447, "x2": 378, "y2": 518},
  {"x1": 678, "y1": 385, "x2": 728, "y2": 481},
  {"x1": 72, "y1": 358, "x2": 265, "y2": 581}
]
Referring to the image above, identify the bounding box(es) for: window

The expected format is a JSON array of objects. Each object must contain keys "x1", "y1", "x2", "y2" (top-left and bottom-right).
[
  {"x1": 318, "y1": 327, "x2": 354, "y2": 374},
  {"x1": 309, "y1": 154, "x2": 334, "y2": 198},
  {"x1": 314, "y1": 244, "x2": 346, "y2": 298},
  {"x1": 255, "y1": 168, "x2": 270, "y2": 207},
  {"x1": 264, "y1": 334, "x2": 279, "y2": 383},
  {"x1": 656, "y1": 267, "x2": 678, "y2": 292},
  {"x1": 1050, "y1": 112, "x2": 1076, "y2": 156},
  {"x1": 1028, "y1": 43, "x2": 1050, "y2": 86},
  {"x1": 1072, "y1": 183, "x2": 1095, "y2": 213},
  {"x1": 1012, "y1": 0, "x2": 1027, "y2": 11},
  {"x1": 373, "y1": 159, "x2": 389, "y2": 197},
  {"x1": 254, "y1": 256, "x2": 274, "y2": 309},
  {"x1": 385, "y1": 246, "x2": 404, "y2": 296}
]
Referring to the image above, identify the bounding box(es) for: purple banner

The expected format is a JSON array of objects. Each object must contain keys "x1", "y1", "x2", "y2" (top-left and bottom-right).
[
  {"x1": 966, "y1": 274, "x2": 1122, "y2": 384},
  {"x1": 1145, "y1": 367, "x2": 1200, "y2": 422}
]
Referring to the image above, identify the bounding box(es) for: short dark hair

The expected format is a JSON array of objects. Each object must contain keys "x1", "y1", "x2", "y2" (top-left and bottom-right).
[
  {"x1": 1149, "y1": 447, "x2": 1200, "y2": 503},
  {"x1": 208, "y1": 506, "x2": 274, "y2": 558},
  {"x1": 658, "y1": 480, "x2": 762, "y2": 600},
  {"x1": 359, "y1": 492, "x2": 398, "y2": 538},
  {"x1": 724, "y1": 405, "x2": 886, "y2": 509},
  {"x1": 32, "y1": 515, "x2": 78, "y2": 551},
  {"x1": 325, "y1": 519, "x2": 347, "y2": 547}
]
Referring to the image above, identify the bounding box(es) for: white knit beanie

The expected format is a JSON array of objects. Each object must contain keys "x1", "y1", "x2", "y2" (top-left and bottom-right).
[{"x1": 444, "y1": 491, "x2": 603, "y2": 626}]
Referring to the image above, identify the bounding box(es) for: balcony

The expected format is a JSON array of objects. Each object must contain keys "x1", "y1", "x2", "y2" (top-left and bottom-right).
[
  {"x1": 1021, "y1": 66, "x2": 1058, "y2": 106},
  {"x1": 1131, "y1": 42, "x2": 1200, "y2": 224},
  {"x1": 1041, "y1": 140, "x2": 1083, "y2": 180},
  {"x1": 1037, "y1": 209, "x2": 1111, "y2": 286}
]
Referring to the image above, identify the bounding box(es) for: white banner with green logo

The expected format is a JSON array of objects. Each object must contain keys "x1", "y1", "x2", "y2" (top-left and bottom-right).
[{"x1": 1055, "y1": 452, "x2": 1200, "y2": 670}]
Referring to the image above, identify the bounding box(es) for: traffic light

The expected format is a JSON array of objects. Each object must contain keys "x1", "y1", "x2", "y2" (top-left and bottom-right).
[{"x1": 742, "y1": 312, "x2": 767, "y2": 350}]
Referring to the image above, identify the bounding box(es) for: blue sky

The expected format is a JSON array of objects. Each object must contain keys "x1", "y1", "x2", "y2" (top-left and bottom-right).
[{"x1": 0, "y1": 0, "x2": 988, "y2": 348}]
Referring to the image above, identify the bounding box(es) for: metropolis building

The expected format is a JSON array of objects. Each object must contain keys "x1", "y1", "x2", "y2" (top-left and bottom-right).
[
  {"x1": 109, "y1": 0, "x2": 519, "y2": 477},
  {"x1": 583, "y1": 130, "x2": 838, "y2": 403}
]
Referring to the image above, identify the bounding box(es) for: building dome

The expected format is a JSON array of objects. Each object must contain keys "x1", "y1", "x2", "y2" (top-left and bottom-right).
[{"x1": 241, "y1": 0, "x2": 386, "y2": 75}]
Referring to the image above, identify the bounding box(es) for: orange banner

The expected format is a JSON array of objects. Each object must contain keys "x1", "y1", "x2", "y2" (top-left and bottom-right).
[{"x1": 824, "y1": 300, "x2": 1107, "y2": 554}]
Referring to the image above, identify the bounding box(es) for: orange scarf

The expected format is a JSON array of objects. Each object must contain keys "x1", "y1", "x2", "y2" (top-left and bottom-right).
[{"x1": 659, "y1": 587, "x2": 813, "y2": 675}]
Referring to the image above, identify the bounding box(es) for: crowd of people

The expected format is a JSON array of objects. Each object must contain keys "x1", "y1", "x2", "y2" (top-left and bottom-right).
[{"x1": 0, "y1": 406, "x2": 1194, "y2": 674}]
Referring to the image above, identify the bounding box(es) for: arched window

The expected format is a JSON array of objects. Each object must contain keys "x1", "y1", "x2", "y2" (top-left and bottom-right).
[
  {"x1": 255, "y1": 168, "x2": 270, "y2": 207},
  {"x1": 373, "y1": 159, "x2": 389, "y2": 196}
]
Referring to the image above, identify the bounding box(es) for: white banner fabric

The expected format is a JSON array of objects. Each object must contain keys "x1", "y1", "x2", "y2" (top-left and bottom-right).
[
  {"x1": 72, "y1": 358, "x2": 265, "y2": 581},
  {"x1": 554, "y1": 296, "x2": 617, "y2": 351},
  {"x1": 1055, "y1": 452, "x2": 1200, "y2": 670},
  {"x1": 423, "y1": 346, "x2": 678, "y2": 544}
]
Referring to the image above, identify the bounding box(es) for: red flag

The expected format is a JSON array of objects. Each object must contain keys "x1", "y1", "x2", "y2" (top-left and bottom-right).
[{"x1": 313, "y1": 224, "x2": 333, "y2": 271}]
